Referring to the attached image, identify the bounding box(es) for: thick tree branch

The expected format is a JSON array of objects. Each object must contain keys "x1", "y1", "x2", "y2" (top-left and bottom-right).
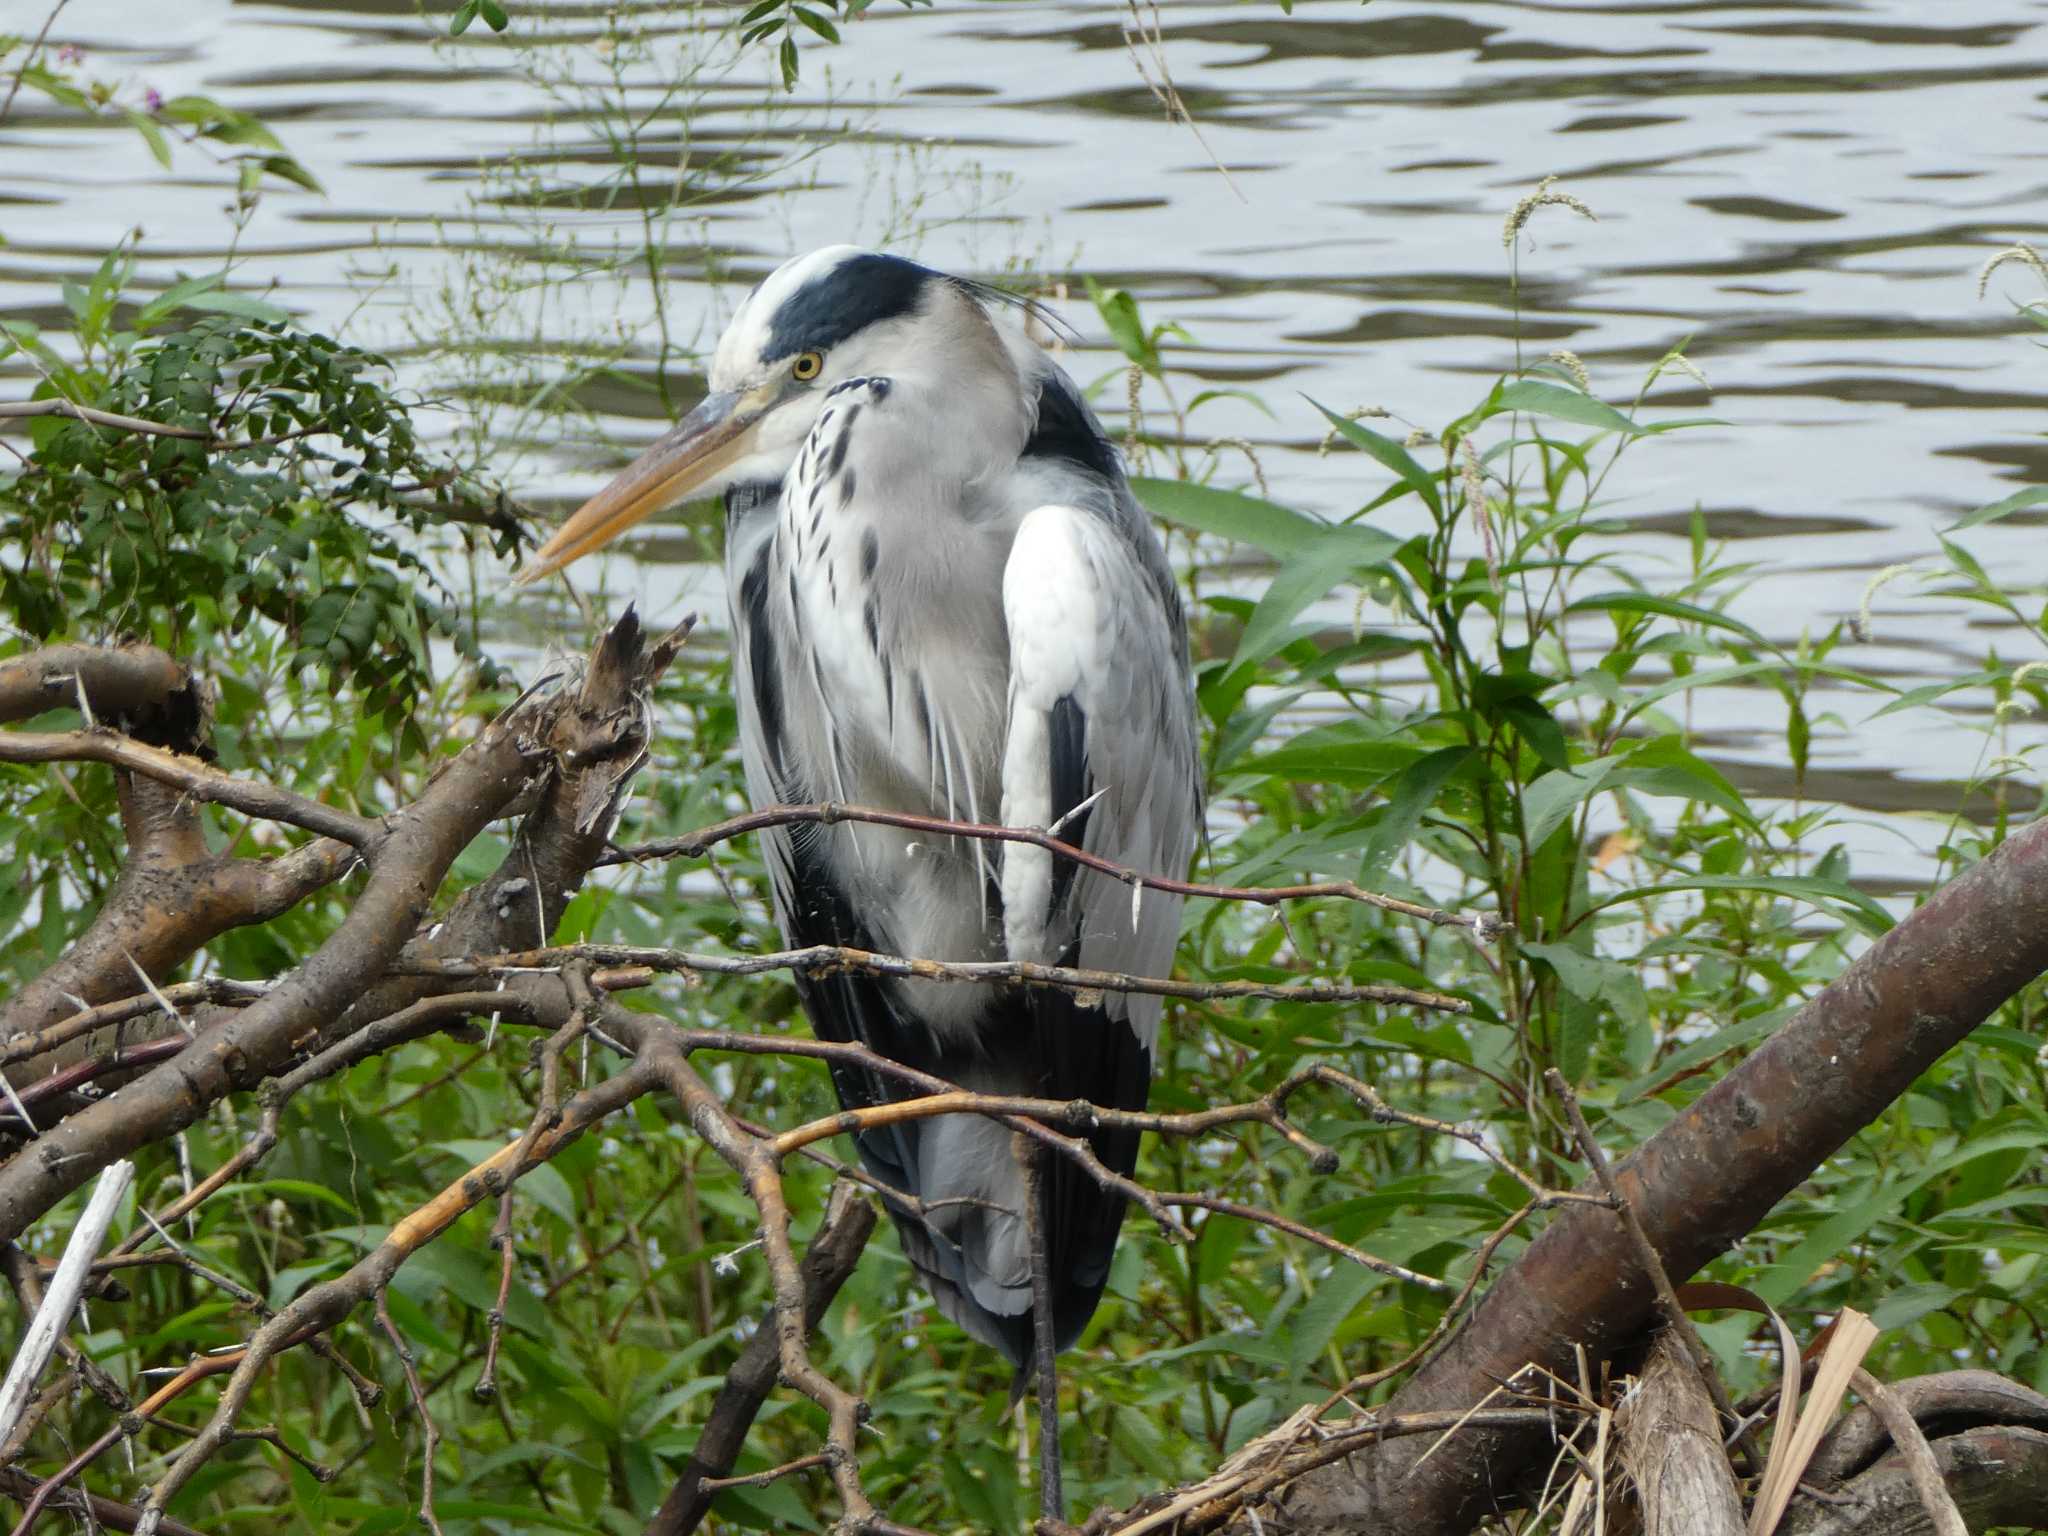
[
  {"x1": 0, "y1": 708, "x2": 542, "y2": 1243},
  {"x1": 1784, "y1": 1424, "x2": 2048, "y2": 1536},
  {"x1": 0, "y1": 729, "x2": 377, "y2": 847},
  {"x1": 0, "y1": 646, "x2": 192, "y2": 727},
  {"x1": 1616, "y1": 1328, "x2": 1744, "y2": 1536},
  {"x1": 1258, "y1": 814, "x2": 2048, "y2": 1532},
  {"x1": 2, "y1": 645, "x2": 355, "y2": 1077},
  {"x1": 1807, "y1": 1370, "x2": 2048, "y2": 1484}
]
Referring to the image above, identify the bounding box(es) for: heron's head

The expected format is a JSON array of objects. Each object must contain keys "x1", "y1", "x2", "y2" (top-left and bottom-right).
[{"x1": 515, "y1": 245, "x2": 1007, "y2": 584}]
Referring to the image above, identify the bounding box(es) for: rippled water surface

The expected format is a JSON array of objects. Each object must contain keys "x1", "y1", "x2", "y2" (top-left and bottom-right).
[{"x1": 7, "y1": 0, "x2": 2047, "y2": 880}]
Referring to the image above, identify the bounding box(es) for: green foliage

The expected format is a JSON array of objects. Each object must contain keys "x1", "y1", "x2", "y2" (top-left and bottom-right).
[
  {"x1": 8, "y1": 31, "x2": 2048, "y2": 1534},
  {"x1": 735, "y1": 0, "x2": 933, "y2": 87},
  {"x1": 443, "y1": 0, "x2": 933, "y2": 87},
  {"x1": 0, "y1": 246, "x2": 524, "y2": 997},
  {"x1": 449, "y1": 0, "x2": 511, "y2": 35},
  {"x1": 1, "y1": 268, "x2": 508, "y2": 729},
  {"x1": 1110, "y1": 289, "x2": 2048, "y2": 1485},
  {"x1": 0, "y1": 37, "x2": 321, "y2": 214}
]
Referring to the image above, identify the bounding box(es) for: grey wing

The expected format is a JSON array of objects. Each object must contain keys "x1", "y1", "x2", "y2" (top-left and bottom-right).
[
  {"x1": 999, "y1": 500, "x2": 1201, "y2": 1041},
  {"x1": 916, "y1": 495, "x2": 1198, "y2": 1355}
]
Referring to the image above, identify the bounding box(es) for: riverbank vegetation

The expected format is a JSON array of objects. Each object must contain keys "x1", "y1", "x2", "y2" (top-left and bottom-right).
[{"x1": 3, "y1": 9, "x2": 2048, "y2": 1535}]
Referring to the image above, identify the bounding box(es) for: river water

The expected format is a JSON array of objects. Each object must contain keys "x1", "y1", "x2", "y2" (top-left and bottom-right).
[{"x1": 6, "y1": 0, "x2": 2047, "y2": 884}]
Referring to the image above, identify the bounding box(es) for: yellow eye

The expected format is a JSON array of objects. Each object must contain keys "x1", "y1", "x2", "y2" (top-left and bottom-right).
[{"x1": 791, "y1": 351, "x2": 823, "y2": 381}]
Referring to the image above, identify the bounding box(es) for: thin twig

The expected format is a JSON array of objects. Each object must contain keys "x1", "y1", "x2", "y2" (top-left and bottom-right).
[
  {"x1": 0, "y1": 0, "x2": 71, "y2": 125},
  {"x1": 1, "y1": 979, "x2": 270, "y2": 1070},
  {"x1": 431, "y1": 941, "x2": 1472, "y2": 1014},
  {"x1": 1544, "y1": 1069, "x2": 1762, "y2": 1473},
  {"x1": 376, "y1": 1289, "x2": 447, "y2": 1536},
  {"x1": 602, "y1": 801, "x2": 1495, "y2": 935},
  {"x1": 0, "y1": 399, "x2": 208, "y2": 440}
]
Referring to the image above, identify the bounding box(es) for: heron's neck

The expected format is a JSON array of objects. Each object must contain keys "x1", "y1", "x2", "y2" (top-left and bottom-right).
[{"x1": 725, "y1": 479, "x2": 781, "y2": 532}]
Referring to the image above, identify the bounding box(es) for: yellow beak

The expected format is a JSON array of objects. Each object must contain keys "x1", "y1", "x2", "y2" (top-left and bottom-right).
[{"x1": 513, "y1": 389, "x2": 757, "y2": 585}]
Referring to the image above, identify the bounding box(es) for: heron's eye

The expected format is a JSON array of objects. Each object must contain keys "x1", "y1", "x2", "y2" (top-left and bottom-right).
[{"x1": 791, "y1": 351, "x2": 824, "y2": 382}]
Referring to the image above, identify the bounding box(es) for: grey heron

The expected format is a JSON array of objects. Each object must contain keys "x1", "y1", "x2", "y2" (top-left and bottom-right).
[{"x1": 517, "y1": 247, "x2": 1200, "y2": 1515}]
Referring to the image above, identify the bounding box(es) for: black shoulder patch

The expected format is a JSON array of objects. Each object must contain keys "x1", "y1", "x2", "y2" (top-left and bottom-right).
[
  {"x1": 724, "y1": 480, "x2": 779, "y2": 527},
  {"x1": 736, "y1": 545, "x2": 788, "y2": 789},
  {"x1": 764, "y1": 253, "x2": 934, "y2": 363},
  {"x1": 1025, "y1": 369, "x2": 1121, "y2": 485},
  {"x1": 1047, "y1": 692, "x2": 1094, "y2": 914}
]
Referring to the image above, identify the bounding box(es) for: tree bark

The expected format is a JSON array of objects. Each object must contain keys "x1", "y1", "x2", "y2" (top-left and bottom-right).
[
  {"x1": 1264, "y1": 815, "x2": 2048, "y2": 1532},
  {"x1": 1784, "y1": 1425, "x2": 2048, "y2": 1535},
  {"x1": 0, "y1": 613, "x2": 689, "y2": 1240},
  {"x1": 0, "y1": 645, "x2": 349, "y2": 1078},
  {"x1": 1617, "y1": 1329, "x2": 1744, "y2": 1536}
]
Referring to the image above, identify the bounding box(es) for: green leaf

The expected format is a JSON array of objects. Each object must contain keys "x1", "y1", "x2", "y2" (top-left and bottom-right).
[
  {"x1": 1133, "y1": 475, "x2": 1327, "y2": 558},
  {"x1": 134, "y1": 273, "x2": 225, "y2": 327},
  {"x1": 1233, "y1": 720, "x2": 1424, "y2": 789},
  {"x1": 792, "y1": 5, "x2": 841, "y2": 42},
  {"x1": 1519, "y1": 753, "x2": 1622, "y2": 853},
  {"x1": 1521, "y1": 941, "x2": 1647, "y2": 1030},
  {"x1": 1586, "y1": 873, "x2": 1894, "y2": 937},
  {"x1": 1753, "y1": 1128, "x2": 2048, "y2": 1304},
  {"x1": 1566, "y1": 591, "x2": 1769, "y2": 651},
  {"x1": 1949, "y1": 485, "x2": 2048, "y2": 531},
  {"x1": 1864, "y1": 668, "x2": 2003, "y2": 722},
  {"x1": 1227, "y1": 523, "x2": 1403, "y2": 682},
  {"x1": 120, "y1": 108, "x2": 172, "y2": 168},
  {"x1": 1605, "y1": 736, "x2": 1756, "y2": 832},
  {"x1": 1495, "y1": 378, "x2": 1644, "y2": 436},
  {"x1": 1499, "y1": 695, "x2": 1569, "y2": 772},
  {"x1": 1870, "y1": 1282, "x2": 1963, "y2": 1331},
  {"x1": 1087, "y1": 281, "x2": 1159, "y2": 375},
  {"x1": 450, "y1": 0, "x2": 482, "y2": 33},
  {"x1": 1617, "y1": 1008, "x2": 1787, "y2": 1102},
  {"x1": 399, "y1": 1241, "x2": 549, "y2": 1337},
  {"x1": 258, "y1": 153, "x2": 326, "y2": 195},
  {"x1": 244, "y1": 1178, "x2": 358, "y2": 1217},
  {"x1": 427, "y1": 1503, "x2": 597, "y2": 1533},
  {"x1": 1310, "y1": 399, "x2": 1442, "y2": 515},
  {"x1": 1284, "y1": 1262, "x2": 1378, "y2": 1372},
  {"x1": 1361, "y1": 745, "x2": 1474, "y2": 879},
  {"x1": 176, "y1": 289, "x2": 291, "y2": 323}
]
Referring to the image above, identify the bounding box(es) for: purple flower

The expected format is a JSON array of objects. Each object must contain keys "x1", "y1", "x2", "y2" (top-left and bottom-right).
[
  {"x1": 57, "y1": 44, "x2": 83, "y2": 65},
  {"x1": 144, "y1": 86, "x2": 163, "y2": 113}
]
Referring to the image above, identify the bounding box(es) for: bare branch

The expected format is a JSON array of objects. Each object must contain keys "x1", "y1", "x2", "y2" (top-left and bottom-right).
[
  {"x1": 0, "y1": 646, "x2": 192, "y2": 728},
  {"x1": 0, "y1": 705, "x2": 543, "y2": 1244},
  {"x1": 377, "y1": 1289, "x2": 447, "y2": 1536},
  {"x1": 604, "y1": 801, "x2": 1494, "y2": 934},
  {"x1": 1846, "y1": 1368, "x2": 1969, "y2": 1536},
  {"x1": 0, "y1": 399, "x2": 208, "y2": 439},
  {"x1": 431, "y1": 941, "x2": 1472, "y2": 1014},
  {"x1": 0, "y1": 1161, "x2": 134, "y2": 1450},
  {"x1": 645, "y1": 1183, "x2": 877, "y2": 1536},
  {"x1": 0, "y1": 728, "x2": 378, "y2": 846}
]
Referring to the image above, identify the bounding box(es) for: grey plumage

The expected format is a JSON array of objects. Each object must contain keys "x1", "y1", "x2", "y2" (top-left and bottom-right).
[{"x1": 520, "y1": 246, "x2": 1201, "y2": 1365}]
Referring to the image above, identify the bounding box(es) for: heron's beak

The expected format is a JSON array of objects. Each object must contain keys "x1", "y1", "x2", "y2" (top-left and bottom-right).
[{"x1": 513, "y1": 389, "x2": 758, "y2": 585}]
